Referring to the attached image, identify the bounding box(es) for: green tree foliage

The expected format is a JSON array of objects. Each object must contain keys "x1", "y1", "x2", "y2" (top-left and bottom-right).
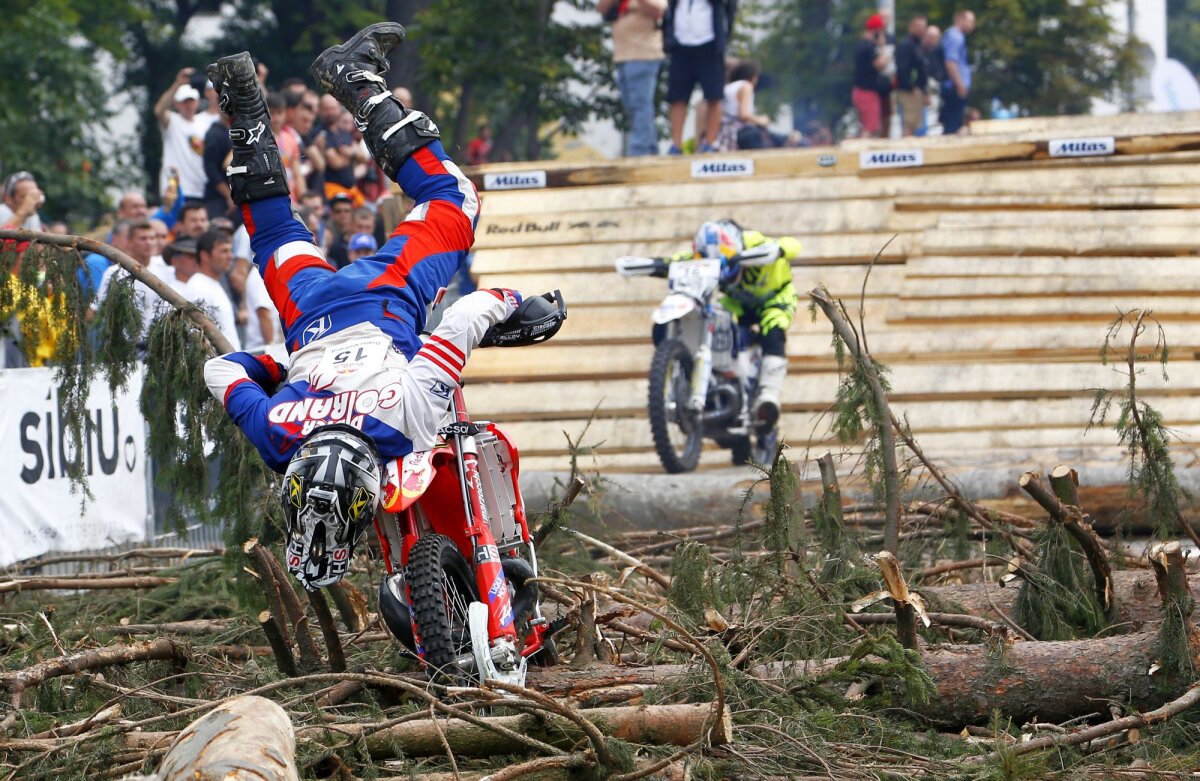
[
  {"x1": 1167, "y1": 0, "x2": 1200, "y2": 76},
  {"x1": 751, "y1": 0, "x2": 1136, "y2": 133},
  {"x1": 0, "y1": 2, "x2": 132, "y2": 223},
  {"x1": 411, "y1": 0, "x2": 616, "y2": 160}
]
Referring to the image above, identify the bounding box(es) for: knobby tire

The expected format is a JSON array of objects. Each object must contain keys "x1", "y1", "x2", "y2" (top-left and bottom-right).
[{"x1": 648, "y1": 338, "x2": 703, "y2": 473}]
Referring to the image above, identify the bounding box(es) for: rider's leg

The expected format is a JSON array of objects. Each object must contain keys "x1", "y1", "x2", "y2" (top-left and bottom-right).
[
  {"x1": 311, "y1": 23, "x2": 478, "y2": 325},
  {"x1": 207, "y1": 52, "x2": 334, "y2": 336},
  {"x1": 755, "y1": 324, "x2": 788, "y2": 429}
]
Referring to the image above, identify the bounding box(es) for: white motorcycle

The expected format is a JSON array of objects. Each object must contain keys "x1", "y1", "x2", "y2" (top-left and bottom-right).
[{"x1": 616, "y1": 248, "x2": 780, "y2": 473}]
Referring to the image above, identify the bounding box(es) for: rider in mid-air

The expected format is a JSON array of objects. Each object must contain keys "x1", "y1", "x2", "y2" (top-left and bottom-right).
[
  {"x1": 202, "y1": 23, "x2": 548, "y2": 590},
  {"x1": 662, "y1": 221, "x2": 800, "y2": 436}
]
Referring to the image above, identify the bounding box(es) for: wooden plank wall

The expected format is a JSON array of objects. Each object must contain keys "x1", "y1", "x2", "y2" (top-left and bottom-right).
[{"x1": 459, "y1": 115, "x2": 1200, "y2": 474}]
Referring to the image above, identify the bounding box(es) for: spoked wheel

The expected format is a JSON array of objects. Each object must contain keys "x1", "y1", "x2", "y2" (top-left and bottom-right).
[
  {"x1": 648, "y1": 338, "x2": 703, "y2": 473},
  {"x1": 406, "y1": 534, "x2": 479, "y2": 681}
]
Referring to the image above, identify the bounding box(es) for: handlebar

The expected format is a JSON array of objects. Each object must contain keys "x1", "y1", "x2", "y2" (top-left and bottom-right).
[
  {"x1": 479, "y1": 289, "x2": 568, "y2": 348},
  {"x1": 615, "y1": 256, "x2": 668, "y2": 278}
]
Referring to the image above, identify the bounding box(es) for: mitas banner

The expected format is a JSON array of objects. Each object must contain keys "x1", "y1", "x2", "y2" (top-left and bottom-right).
[{"x1": 0, "y1": 366, "x2": 148, "y2": 567}]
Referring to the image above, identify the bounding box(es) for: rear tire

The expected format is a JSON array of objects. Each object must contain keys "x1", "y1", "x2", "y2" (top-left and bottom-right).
[
  {"x1": 648, "y1": 338, "x2": 703, "y2": 473},
  {"x1": 406, "y1": 534, "x2": 478, "y2": 680}
]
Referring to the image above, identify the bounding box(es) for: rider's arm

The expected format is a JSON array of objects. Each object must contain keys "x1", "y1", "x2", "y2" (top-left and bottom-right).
[
  {"x1": 203, "y1": 352, "x2": 295, "y2": 471},
  {"x1": 397, "y1": 289, "x2": 518, "y2": 450},
  {"x1": 778, "y1": 236, "x2": 802, "y2": 262}
]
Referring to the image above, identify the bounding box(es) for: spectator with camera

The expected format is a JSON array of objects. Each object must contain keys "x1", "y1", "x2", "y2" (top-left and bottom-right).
[
  {"x1": 154, "y1": 68, "x2": 210, "y2": 203},
  {"x1": 600, "y1": 0, "x2": 667, "y2": 157},
  {"x1": 0, "y1": 171, "x2": 43, "y2": 232}
]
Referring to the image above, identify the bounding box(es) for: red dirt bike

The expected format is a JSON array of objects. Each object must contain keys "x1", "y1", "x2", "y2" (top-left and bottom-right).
[{"x1": 375, "y1": 290, "x2": 567, "y2": 685}]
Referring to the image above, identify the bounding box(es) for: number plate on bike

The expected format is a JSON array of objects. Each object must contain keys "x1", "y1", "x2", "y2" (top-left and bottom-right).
[{"x1": 668, "y1": 259, "x2": 722, "y2": 298}]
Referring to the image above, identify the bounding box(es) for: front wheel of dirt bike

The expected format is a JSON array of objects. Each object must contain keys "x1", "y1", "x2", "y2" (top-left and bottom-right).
[
  {"x1": 406, "y1": 534, "x2": 479, "y2": 681},
  {"x1": 648, "y1": 338, "x2": 703, "y2": 473}
]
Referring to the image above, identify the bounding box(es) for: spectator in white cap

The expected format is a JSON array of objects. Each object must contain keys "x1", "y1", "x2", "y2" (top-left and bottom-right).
[{"x1": 154, "y1": 67, "x2": 209, "y2": 203}]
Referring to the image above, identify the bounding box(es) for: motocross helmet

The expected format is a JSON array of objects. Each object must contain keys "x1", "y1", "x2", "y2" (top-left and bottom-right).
[
  {"x1": 693, "y1": 220, "x2": 744, "y2": 261},
  {"x1": 281, "y1": 423, "x2": 383, "y2": 591}
]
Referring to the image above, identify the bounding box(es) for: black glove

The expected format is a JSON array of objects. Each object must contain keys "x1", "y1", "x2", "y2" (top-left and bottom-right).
[{"x1": 480, "y1": 290, "x2": 567, "y2": 348}]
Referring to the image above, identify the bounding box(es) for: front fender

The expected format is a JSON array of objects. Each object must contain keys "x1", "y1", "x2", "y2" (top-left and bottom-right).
[{"x1": 651, "y1": 294, "x2": 701, "y2": 325}]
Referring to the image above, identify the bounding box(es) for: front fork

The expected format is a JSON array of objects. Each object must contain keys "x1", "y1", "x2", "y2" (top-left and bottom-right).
[
  {"x1": 688, "y1": 320, "x2": 715, "y2": 412},
  {"x1": 449, "y1": 391, "x2": 519, "y2": 654}
]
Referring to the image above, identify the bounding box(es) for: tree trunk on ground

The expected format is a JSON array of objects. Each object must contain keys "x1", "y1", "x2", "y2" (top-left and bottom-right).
[
  {"x1": 149, "y1": 695, "x2": 298, "y2": 781},
  {"x1": 329, "y1": 703, "x2": 729, "y2": 758},
  {"x1": 0, "y1": 638, "x2": 187, "y2": 708},
  {"x1": 925, "y1": 570, "x2": 1200, "y2": 631},
  {"x1": 912, "y1": 630, "x2": 1192, "y2": 725}
]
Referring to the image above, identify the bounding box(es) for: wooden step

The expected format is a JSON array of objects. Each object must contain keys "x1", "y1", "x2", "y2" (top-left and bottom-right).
[
  {"x1": 920, "y1": 225, "x2": 1200, "y2": 256},
  {"x1": 891, "y1": 295, "x2": 1200, "y2": 323},
  {"x1": 907, "y1": 256, "x2": 1200, "y2": 278},
  {"x1": 473, "y1": 200, "x2": 894, "y2": 250},
  {"x1": 473, "y1": 266, "x2": 902, "y2": 307},
  {"x1": 471, "y1": 232, "x2": 911, "y2": 275}
]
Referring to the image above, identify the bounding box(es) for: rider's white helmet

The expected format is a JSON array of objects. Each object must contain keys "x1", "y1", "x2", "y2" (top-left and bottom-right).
[
  {"x1": 693, "y1": 220, "x2": 744, "y2": 260},
  {"x1": 281, "y1": 424, "x2": 383, "y2": 591}
]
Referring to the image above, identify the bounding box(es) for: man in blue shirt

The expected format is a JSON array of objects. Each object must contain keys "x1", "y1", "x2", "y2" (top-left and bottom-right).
[{"x1": 940, "y1": 9, "x2": 975, "y2": 135}]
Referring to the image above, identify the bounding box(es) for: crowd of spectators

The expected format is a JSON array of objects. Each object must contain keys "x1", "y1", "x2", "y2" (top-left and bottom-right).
[
  {"x1": 0, "y1": 59, "x2": 431, "y2": 367},
  {"x1": 853, "y1": 9, "x2": 976, "y2": 138},
  {"x1": 0, "y1": 6, "x2": 983, "y2": 368},
  {"x1": 599, "y1": 2, "x2": 981, "y2": 153}
]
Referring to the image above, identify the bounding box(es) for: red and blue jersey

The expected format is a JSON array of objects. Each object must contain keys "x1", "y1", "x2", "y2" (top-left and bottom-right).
[{"x1": 203, "y1": 141, "x2": 513, "y2": 472}]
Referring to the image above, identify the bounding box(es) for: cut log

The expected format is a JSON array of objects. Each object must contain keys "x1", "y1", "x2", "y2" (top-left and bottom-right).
[
  {"x1": 0, "y1": 576, "x2": 175, "y2": 594},
  {"x1": 0, "y1": 638, "x2": 187, "y2": 708},
  {"x1": 924, "y1": 570, "x2": 1200, "y2": 631},
  {"x1": 112, "y1": 619, "x2": 234, "y2": 636},
  {"x1": 328, "y1": 581, "x2": 370, "y2": 634},
  {"x1": 347, "y1": 702, "x2": 731, "y2": 758},
  {"x1": 912, "y1": 629, "x2": 1194, "y2": 726},
  {"x1": 151, "y1": 695, "x2": 298, "y2": 781},
  {"x1": 259, "y1": 610, "x2": 298, "y2": 678}
]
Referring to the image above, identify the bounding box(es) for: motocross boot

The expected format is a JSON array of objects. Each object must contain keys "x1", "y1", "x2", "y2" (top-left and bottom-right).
[
  {"x1": 754, "y1": 354, "x2": 788, "y2": 433},
  {"x1": 206, "y1": 52, "x2": 289, "y2": 204},
  {"x1": 309, "y1": 22, "x2": 440, "y2": 180}
]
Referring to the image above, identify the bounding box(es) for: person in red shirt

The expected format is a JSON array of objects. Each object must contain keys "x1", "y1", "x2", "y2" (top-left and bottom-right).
[{"x1": 466, "y1": 122, "x2": 492, "y2": 166}]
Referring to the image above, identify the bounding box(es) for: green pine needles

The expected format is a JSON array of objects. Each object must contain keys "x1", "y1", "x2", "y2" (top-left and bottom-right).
[
  {"x1": 141, "y1": 307, "x2": 281, "y2": 544},
  {"x1": 1090, "y1": 309, "x2": 1192, "y2": 540},
  {"x1": 1013, "y1": 520, "x2": 1107, "y2": 640}
]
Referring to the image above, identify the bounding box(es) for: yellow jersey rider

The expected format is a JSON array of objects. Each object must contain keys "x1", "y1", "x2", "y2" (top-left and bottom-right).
[{"x1": 664, "y1": 220, "x2": 800, "y2": 429}]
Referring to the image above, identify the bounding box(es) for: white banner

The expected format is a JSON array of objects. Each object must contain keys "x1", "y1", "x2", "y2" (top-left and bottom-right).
[
  {"x1": 483, "y1": 170, "x2": 547, "y2": 190},
  {"x1": 691, "y1": 158, "x2": 755, "y2": 178},
  {"x1": 859, "y1": 149, "x2": 924, "y2": 169},
  {"x1": 0, "y1": 367, "x2": 148, "y2": 567},
  {"x1": 1048, "y1": 137, "x2": 1116, "y2": 158}
]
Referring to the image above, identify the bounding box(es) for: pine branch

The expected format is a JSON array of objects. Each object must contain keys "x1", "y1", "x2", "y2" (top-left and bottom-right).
[{"x1": 0, "y1": 228, "x2": 233, "y2": 353}]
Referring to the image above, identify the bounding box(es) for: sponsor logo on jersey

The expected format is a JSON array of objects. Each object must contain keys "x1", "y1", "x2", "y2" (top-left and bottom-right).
[
  {"x1": 268, "y1": 383, "x2": 405, "y2": 435},
  {"x1": 859, "y1": 149, "x2": 924, "y2": 169},
  {"x1": 428, "y1": 380, "x2": 453, "y2": 399},
  {"x1": 483, "y1": 170, "x2": 547, "y2": 190},
  {"x1": 691, "y1": 159, "x2": 755, "y2": 178},
  {"x1": 1048, "y1": 136, "x2": 1115, "y2": 158},
  {"x1": 303, "y1": 315, "x2": 332, "y2": 344}
]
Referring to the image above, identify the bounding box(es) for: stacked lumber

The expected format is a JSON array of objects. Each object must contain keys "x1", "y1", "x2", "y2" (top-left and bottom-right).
[{"x1": 461, "y1": 114, "x2": 1200, "y2": 477}]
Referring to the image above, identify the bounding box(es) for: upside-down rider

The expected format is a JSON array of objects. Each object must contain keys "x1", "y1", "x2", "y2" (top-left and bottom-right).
[
  {"x1": 202, "y1": 23, "x2": 561, "y2": 591},
  {"x1": 663, "y1": 221, "x2": 800, "y2": 441}
]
